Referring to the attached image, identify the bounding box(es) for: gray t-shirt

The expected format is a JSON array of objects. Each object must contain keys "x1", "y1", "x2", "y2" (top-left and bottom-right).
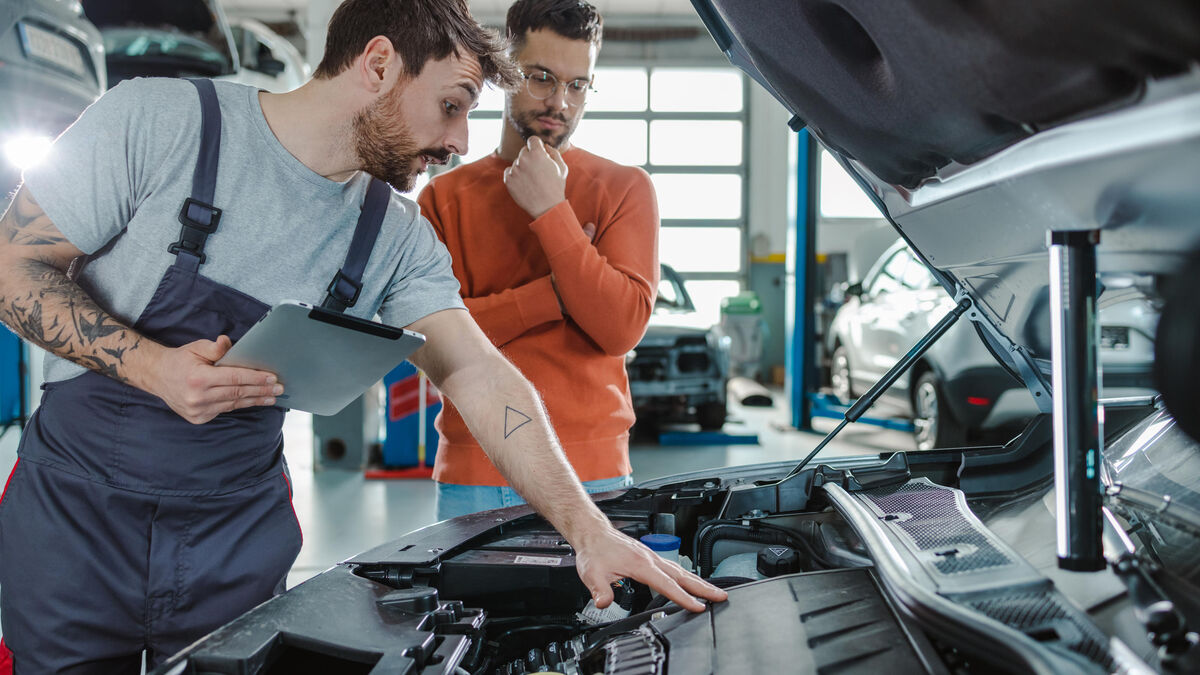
[{"x1": 24, "y1": 78, "x2": 464, "y2": 383}]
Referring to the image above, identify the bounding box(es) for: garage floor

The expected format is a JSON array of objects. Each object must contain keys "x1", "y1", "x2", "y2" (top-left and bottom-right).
[{"x1": 0, "y1": 389, "x2": 917, "y2": 633}]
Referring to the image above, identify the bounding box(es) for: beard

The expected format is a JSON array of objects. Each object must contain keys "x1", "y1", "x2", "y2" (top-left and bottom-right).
[
  {"x1": 353, "y1": 81, "x2": 450, "y2": 192},
  {"x1": 508, "y1": 104, "x2": 578, "y2": 149}
]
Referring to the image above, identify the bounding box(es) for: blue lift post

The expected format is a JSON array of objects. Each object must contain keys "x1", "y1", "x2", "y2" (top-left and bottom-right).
[
  {"x1": 0, "y1": 331, "x2": 26, "y2": 435},
  {"x1": 787, "y1": 130, "x2": 819, "y2": 431},
  {"x1": 786, "y1": 130, "x2": 915, "y2": 434}
]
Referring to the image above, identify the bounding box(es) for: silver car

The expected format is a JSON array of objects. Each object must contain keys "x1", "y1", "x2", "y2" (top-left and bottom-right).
[
  {"x1": 81, "y1": 0, "x2": 239, "y2": 86},
  {"x1": 829, "y1": 240, "x2": 1158, "y2": 449},
  {"x1": 0, "y1": 0, "x2": 105, "y2": 197}
]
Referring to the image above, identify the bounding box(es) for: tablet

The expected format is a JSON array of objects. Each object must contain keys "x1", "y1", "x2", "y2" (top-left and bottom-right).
[{"x1": 217, "y1": 300, "x2": 426, "y2": 416}]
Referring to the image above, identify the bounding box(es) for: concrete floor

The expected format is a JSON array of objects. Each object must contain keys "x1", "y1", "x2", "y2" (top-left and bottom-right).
[{"x1": 0, "y1": 390, "x2": 918, "y2": 639}]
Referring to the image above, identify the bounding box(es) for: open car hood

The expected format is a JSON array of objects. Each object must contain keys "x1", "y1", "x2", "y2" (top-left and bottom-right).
[{"x1": 692, "y1": 0, "x2": 1200, "y2": 396}]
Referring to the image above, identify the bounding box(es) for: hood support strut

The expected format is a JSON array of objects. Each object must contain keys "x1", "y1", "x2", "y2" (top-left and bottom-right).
[{"x1": 784, "y1": 297, "x2": 973, "y2": 480}]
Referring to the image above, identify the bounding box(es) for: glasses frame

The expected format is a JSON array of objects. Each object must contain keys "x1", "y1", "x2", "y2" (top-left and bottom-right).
[{"x1": 520, "y1": 67, "x2": 596, "y2": 106}]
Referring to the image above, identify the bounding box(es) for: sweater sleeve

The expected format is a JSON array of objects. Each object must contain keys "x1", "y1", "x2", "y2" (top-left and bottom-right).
[
  {"x1": 419, "y1": 180, "x2": 564, "y2": 348},
  {"x1": 460, "y1": 276, "x2": 562, "y2": 347},
  {"x1": 529, "y1": 170, "x2": 659, "y2": 356}
]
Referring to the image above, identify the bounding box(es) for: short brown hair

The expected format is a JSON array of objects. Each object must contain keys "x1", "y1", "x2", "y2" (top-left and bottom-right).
[
  {"x1": 314, "y1": 0, "x2": 519, "y2": 89},
  {"x1": 506, "y1": 0, "x2": 603, "y2": 52}
]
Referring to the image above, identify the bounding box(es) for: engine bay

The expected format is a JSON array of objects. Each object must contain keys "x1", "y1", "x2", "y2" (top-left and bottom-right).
[{"x1": 155, "y1": 408, "x2": 1200, "y2": 675}]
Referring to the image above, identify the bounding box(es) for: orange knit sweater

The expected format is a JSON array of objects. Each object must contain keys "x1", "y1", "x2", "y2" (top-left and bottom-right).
[{"x1": 418, "y1": 147, "x2": 660, "y2": 485}]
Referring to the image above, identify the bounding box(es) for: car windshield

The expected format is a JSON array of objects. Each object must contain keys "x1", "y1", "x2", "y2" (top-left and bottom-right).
[
  {"x1": 83, "y1": 0, "x2": 234, "y2": 75},
  {"x1": 654, "y1": 265, "x2": 695, "y2": 312},
  {"x1": 1104, "y1": 409, "x2": 1200, "y2": 582},
  {"x1": 102, "y1": 28, "x2": 229, "y2": 68}
]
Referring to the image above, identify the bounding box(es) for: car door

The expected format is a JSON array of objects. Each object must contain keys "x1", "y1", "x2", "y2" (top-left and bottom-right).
[
  {"x1": 856, "y1": 248, "x2": 913, "y2": 388},
  {"x1": 228, "y1": 19, "x2": 309, "y2": 93}
]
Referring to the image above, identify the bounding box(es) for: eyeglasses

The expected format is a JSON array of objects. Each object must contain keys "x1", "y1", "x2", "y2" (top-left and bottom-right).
[{"x1": 521, "y1": 68, "x2": 594, "y2": 105}]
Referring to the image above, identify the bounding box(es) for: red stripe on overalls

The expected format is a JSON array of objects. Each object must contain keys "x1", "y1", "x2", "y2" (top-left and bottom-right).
[
  {"x1": 0, "y1": 459, "x2": 19, "y2": 509},
  {"x1": 0, "y1": 636, "x2": 13, "y2": 674},
  {"x1": 282, "y1": 471, "x2": 303, "y2": 545}
]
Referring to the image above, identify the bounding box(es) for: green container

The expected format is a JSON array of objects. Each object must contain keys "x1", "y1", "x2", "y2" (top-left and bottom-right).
[{"x1": 720, "y1": 291, "x2": 762, "y2": 315}]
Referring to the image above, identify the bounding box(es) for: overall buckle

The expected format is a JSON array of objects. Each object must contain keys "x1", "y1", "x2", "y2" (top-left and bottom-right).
[
  {"x1": 326, "y1": 270, "x2": 363, "y2": 308},
  {"x1": 168, "y1": 198, "x2": 222, "y2": 262}
]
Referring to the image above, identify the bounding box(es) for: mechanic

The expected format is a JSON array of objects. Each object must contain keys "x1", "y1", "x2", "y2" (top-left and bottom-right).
[
  {"x1": 0, "y1": 0, "x2": 722, "y2": 670},
  {"x1": 420, "y1": 0, "x2": 660, "y2": 519}
]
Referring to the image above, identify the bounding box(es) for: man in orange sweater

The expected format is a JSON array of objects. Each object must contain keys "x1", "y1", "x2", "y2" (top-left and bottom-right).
[{"x1": 419, "y1": 0, "x2": 659, "y2": 518}]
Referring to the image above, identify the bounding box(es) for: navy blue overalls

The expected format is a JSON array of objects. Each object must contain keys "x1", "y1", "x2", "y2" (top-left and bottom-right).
[{"x1": 0, "y1": 79, "x2": 392, "y2": 673}]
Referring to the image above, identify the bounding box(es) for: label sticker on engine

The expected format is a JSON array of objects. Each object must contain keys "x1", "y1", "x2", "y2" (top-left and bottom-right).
[{"x1": 514, "y1": 555, "x2": 563, "y2": 566}]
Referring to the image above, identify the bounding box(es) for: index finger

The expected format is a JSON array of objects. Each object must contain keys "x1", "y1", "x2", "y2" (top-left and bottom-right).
[
  {"x1": 528, "y1": 136, "x2": 555, "y2": 159},
  {"x1": 671, "y1": 565, "x2": 728, "y2": 604},
  {"x1": 638, "y1": 563, "x2": 707, "y2": 612},
  {"x1": 204, "y1": 363, "x2": 278, "y2": 388},
  {"x1": 546, "y1": 145, "x2": 567, "y2": 172}
]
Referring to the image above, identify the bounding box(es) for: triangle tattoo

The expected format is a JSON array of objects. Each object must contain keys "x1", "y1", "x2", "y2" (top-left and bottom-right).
[{"x1": 504, "y1": 406, "x2": 532, "y2": 439}]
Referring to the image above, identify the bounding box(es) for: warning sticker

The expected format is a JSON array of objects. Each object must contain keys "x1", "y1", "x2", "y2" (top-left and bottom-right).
[
  {"x1": 514, "y1": 555, "x2": 563, "y2": 566},
  {"x1": 768, "y1": 547, "x2": 789, "y2": 557}
]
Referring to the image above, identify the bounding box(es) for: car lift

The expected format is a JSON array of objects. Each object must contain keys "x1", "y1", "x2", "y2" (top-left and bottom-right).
[{"x1": 787, "y1": 132, "x2": 911, "y2": 434}]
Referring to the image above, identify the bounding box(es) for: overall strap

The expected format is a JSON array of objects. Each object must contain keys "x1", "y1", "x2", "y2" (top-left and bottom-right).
[
  {"x1": 322, "y1": 178, "x2": 391, "y2": 312},
  {"x1": 168, "y1": 79, "x2": 224, "y2": 272}
]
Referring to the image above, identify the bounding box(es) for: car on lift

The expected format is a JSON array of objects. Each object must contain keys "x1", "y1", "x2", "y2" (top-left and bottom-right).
[
  {"x1": 0, "y1": 0, "x2": 105, "y2": 200},
  {"x1": 828, "y1": 240, "x2": 1159, "y2": 450},
  {"x1": 81, "y1": 0, "x2": 240, "y2": 87},
  {"x1": 626, "y1": 263, "x2": 730, "y2": 431},
  {"x1": 152, "y1": 2, "x2": 1200, "y2": 674}
]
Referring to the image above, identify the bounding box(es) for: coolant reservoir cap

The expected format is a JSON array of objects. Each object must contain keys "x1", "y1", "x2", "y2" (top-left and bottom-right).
[
  {"x1": 640, "y1": 534, "x2": 682, "y2": 552},
  {"x1": 377, "y1": 586, "x2": 439, "y2": 613},
  {"x1": 757, "y1": 545, "x2": 800, "y2": 577}
]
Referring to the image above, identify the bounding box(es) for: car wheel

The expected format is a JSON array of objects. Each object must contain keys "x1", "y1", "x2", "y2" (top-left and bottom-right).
[
  {"x1": 697, "y1": 401, "x2": 726, "y2": 431},
  {"x1": 832, "y1": 346, "x2": 855, "y2": 404},
  {"x1": 912, "y1": 371, "x2": 966, "y2": 450}
]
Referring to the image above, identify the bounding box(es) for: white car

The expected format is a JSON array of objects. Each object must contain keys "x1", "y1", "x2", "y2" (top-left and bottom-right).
[
  {"x1": 84, "y1": 1, "x2": 307, "y2": 93},
  {"x1": 228, "y1": 18, "x2": 309, "y2": 93},
  {"x1": 2, "y1": 0, "x2": 106, "y2": 196},
  {"x1": 828, "y1": 240, "x2": 1159, "y2": 449}
]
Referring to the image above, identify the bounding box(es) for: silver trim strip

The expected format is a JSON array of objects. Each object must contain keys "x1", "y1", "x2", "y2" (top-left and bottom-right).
[{"x1": 824, "y1": 482, "x2": 1064, "y2": 675}]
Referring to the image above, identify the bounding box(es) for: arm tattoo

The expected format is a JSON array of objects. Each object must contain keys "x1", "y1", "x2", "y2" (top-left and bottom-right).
[
  {"x1": 2, "y1": 192, "x2": 68, "y2": 246},
  {"x1": 504, "y1": 405, "x2": 532, "y2": 439},
  {"x1": 0, "y1": 260, "x2": 142, "y2": 384},
  {"x1": 0, "y1": 192, "x2": 143, "y2": 384}
]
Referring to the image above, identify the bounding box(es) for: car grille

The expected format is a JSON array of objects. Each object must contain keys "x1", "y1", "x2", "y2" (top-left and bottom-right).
[
  {"x1": 677, "y1": 351, "x2": 710, "y2": 373},
  {"x1": 1100, "y1": 326, "x2": 1129, "y2": 350},
  {"x1": 629, "y1": 338, "x2": 715, "y2": 381},
  {"x1": 629, "y1": 347, "x2": 670, "y2": 381}
]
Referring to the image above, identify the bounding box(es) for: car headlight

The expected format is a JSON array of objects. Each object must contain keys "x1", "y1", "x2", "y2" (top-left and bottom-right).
[{"x1": 4, "y1": 134, "x2": 54, "y2": 172}]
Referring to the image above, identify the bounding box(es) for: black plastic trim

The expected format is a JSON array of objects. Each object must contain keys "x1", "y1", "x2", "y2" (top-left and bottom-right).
[{"x1": 306, "y1": 306, "x2": 408, "y2": 340}]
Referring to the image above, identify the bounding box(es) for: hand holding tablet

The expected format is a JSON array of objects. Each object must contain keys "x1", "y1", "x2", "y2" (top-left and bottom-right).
[{"x1": 217, "y1": 300, "x2": 426, "y2": 415}]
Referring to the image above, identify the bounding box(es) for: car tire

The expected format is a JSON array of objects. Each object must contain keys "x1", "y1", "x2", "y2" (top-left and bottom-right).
[
  {"x1": 913, "y1": 371, "x2": 966, "y2": 450},
  {"x1": 832, "y1": 346, "x2": 855, "y2": 404},
  {"x1": 697, "y1": 401, "x2": 726, "y2": 431}
]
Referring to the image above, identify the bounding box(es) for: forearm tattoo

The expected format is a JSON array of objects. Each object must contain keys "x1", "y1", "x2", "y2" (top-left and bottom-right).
[
  {"x1": 504, "y1": 405, "x2": 532, "y2": 439},
  {"x1": 2, "y1": 193, "x2": 67, "y2": 247},
  {"x1": 0, "y1": 192, "x2": 142, "y2": 383}
]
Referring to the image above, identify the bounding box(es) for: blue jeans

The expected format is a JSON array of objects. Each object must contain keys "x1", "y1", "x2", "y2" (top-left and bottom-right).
[{"x1": 436, "y1": 475, "x2": 634, "y2": 521}]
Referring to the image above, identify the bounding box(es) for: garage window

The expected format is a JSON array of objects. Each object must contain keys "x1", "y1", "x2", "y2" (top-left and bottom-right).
[{"x1": 819, "y1": 149, "x2": 883, "y2": 219}]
